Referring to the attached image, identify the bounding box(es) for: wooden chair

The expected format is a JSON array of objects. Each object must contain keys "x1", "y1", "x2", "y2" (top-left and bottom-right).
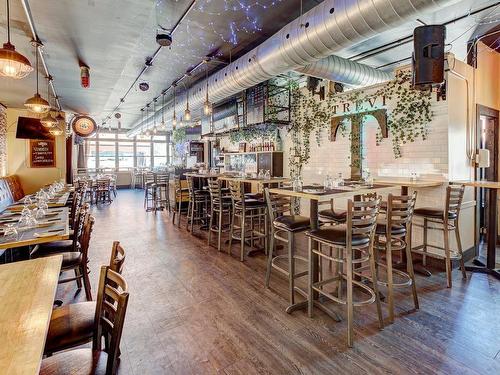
[
  {"x1": 373, "y1": 192, "x2": 419, "y2": 323},
  {"x1": 307, "y1": 196, "x2": 384, "y2": 347},
  {"x1": 95, "y1": 178, "x2": 112, "y2": 204},
  {"x1": 44, "y1": 242, "x2": 126, "y2": 355},
  {"x1": 40, "y1": 266, "x2": 129, "y2": 375},
  {"x1": 264, "y1": 188, "x2": 310, "y2": 313},
  {"x1": 143, "y1": 172, "x2": 156, "y2": 211},
  {"x1": 154, "y1": 173, "x2": 170, "y2": 211},
  {"x1": 411, "y1": 185, "x2": 466, "y2": 287},
  {"x1": 227, "y1": 181, "x2": 267, "y2": 261}
]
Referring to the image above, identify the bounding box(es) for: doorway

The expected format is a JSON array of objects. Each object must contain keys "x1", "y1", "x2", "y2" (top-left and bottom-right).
[{"x1": 475, "y1": 104, "x2": 500, "y2": 266}]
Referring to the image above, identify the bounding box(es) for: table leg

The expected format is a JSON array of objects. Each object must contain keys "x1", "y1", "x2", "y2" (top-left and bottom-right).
[{"x1": 466, "y1": 188, "x2": 500, "y2": 280}]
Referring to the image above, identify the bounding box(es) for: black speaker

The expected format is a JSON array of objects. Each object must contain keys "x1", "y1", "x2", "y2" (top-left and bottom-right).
[{"x1": 413, "y1": 25, "x2": 446, "y2": 89}]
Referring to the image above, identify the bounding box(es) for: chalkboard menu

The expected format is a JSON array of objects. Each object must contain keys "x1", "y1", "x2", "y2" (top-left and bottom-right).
[{"x1": 30, "y1": 139, "x2": 56, "y2": 168}]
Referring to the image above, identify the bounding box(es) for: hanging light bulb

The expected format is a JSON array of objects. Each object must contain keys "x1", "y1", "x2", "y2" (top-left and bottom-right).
[
  {"x1": 203, "y1": 61, "x2": 212, "y2": 115},
  {"x1": 172, "y1": 86, "x2": 177, "y2": 129},
  {"x1": 40, "y1": 76, "x2": 57, "y2": 128},
  {"x1": 24, "y1": 41, "x2": 50, "y2": 114},
  {"x1": 184, "y1": 86, "x2": 191, "y2": 122},
  {"x1": 179, "y1": 116, "x2": 183, "y2": 128},
  {"x1": 0, "y1": 0, "x2": 33, "y2": 79},
  {"x1": 152, "y1": 99, "x2": 158, "y2": 134}
]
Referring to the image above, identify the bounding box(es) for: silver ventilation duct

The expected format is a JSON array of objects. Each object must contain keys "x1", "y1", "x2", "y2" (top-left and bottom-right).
[
  {"x1": 129, "y1": 0, "x2": 451, "y2": 136},
  {"x1": 294, "y1": 55, "x2": 392, "y2": 87}
]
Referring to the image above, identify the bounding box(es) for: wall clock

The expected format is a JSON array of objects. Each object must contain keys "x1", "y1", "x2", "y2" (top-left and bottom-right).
[{"x1": 71, "y1": 115, "x2": 98, "y2": 137}]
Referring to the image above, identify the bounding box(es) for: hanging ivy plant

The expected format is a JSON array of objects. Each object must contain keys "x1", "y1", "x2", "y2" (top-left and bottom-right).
[
  {"x1": 172, "y1": 128, "x2": 187, "y2": 144},
  {"x1": 228, "y1": 123, "x2": 279, "y2": 144},
  {"x1": 288, "y1": 69, "x2": 433, "y2": 178}
]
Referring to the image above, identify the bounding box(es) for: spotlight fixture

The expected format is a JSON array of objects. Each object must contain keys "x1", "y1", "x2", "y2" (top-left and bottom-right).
[
  {"x1": 0, "y1": 0, "x2": 33, "y2": 79},
  {"x1": 156, "y1": 32, "x2": 172, "y2": 47},
  {"x1": 24, "y1": 41, "x2": 50, "y2": 114},
  {"x1": 139, "y1": 82, "x2": 149, "y2": 91}
]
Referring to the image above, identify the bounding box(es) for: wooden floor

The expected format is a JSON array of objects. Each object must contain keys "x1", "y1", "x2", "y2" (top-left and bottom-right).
[{"x1": 57, "y1": 190, "x2": 500, "y2": 375}]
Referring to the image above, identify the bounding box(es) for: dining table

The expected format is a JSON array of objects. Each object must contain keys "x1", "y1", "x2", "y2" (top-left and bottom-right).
[
  {"x1": 0, "y1": 207, "x2": 70, "y2": 251},
  {"x1": 269, "y1": 183, "x2": 397, "y2": 316},
  {"x1": 0, "y1": 255, "x2": 63, "y2": 374},
  {"x1": 5, "y1": 191, "x2": 71, "y2": 211},
  {"x1": 453, "y1": 180, "x2": 500, "y2": 280}
]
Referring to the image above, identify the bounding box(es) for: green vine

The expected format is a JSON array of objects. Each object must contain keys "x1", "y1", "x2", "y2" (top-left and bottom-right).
[
  {"x1": 229, "y1": 123, "x2": 279, "y2": 144},
  {"x1": 172, "y1": 128, "x2": 187, "y2": 144},
  {"x1": 288, "y1": 69, "x2": 433, "y2": 178}
]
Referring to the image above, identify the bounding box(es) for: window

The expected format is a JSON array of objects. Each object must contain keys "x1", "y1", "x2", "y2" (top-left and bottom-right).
[
  {"x1": 118, "y1": 142, "x2": 134, "y2": 168},
  {"x1": 153, "y1": 142, "x2": 167, "y2": 167},
  {"x1": 98, "y1": 141, "x2": 116, "y2": 168},
  {"x1": 82, "y1": 131, "x2": 168, "y2": 169},
  {"x1": 85, "y1": 141, "x2": 97, "y2": 169},
  {"x1": 136, "y1": 142, "x2": 151, "y2": 168}
]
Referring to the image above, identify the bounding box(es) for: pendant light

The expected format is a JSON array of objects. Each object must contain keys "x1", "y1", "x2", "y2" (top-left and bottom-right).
[
  {"x1": 152, "y1": 99, "x2": 157, "y2": 134},
  {"x1": 49, "y1": 124, "x2": 63, "y2": 136},
  {"x1": 40, "y1": 76, "x2": 57, "y2": 128},
  {"x1": 184, "y1": 80, "x2": 191, "y2": 122},
  {"x1": 179, "y1": 115, "x2": 183, "y2": 128},
  {"x1": 203, "y1": 61, "x2": 212, "y2": 115},
  {"x1": 172, "y1": 86, "x2": 177, "y2": 129},
  {"x1": 160, "y1": 92, "x2": 165, "y2": 129},
  {"x1": 145, "y1": 104, "x2": 150, "y2": 136},
  {"x1": 0, "y1": 0, "x2": 33, "y2": 78},
  {"x1": 24, "y1": 40, "x2": 50, "y2": 114}
]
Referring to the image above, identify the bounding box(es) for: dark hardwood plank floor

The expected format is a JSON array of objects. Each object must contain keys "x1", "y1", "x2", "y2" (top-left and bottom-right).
[{"x1": 56, "y1": 190, "x2": 500, "y2": 375}]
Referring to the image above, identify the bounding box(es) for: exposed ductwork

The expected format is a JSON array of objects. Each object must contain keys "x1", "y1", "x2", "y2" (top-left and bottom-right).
[
  {"x1": 294, "y1": 55, "x2": 392, "y2": 87},
  {"x1": 129, "y1": 0, "x2": 452, "y2": 136}
]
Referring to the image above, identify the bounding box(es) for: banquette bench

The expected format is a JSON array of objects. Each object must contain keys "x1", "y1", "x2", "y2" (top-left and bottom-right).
[{"x1": 0, "y1": 175, "x2": 25, "y2": 212}]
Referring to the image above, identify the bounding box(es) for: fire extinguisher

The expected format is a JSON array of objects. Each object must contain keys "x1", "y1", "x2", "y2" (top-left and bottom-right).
[{"x1": 80, "y1": 65, "x2": 90, "y2": 88}]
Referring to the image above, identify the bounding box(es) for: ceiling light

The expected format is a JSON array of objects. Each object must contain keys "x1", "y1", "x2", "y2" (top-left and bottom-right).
[
  {"x1": 24, "y1": 41, "x2": 50, "y2": 114},
  {"x1": 0, "y1": 0, "x2": 33, "y2": 79},
  {"x1": 49, "y1": 125, "x2": 63, "y2": 136},
  {"x1": 156, "y1": 33, "x2": 172, "y2": 47},
  {"x1": 40, "y1": 112, "x2": 57, "y2": 128},
  {"x1": 203, "y1": 61, "x2": 212, "y2": 115},
  {"x1": 184, "y1": 81, "x2": 191, "y2": 121},
  {"x1": 172, "y1": 86, "x2": 177, "y2": 129}
]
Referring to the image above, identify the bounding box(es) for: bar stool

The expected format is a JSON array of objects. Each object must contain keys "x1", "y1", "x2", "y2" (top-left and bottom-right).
[
  {"x1": 144, "y1": 172, "x2": 156, "y2": 211},
  {"x1": 227, "y1": 181, "x2": 267, "y2": 261},
  {"x1": 172, "y1": 176, "x2": 189, "y2": 226},
  {"x1": 133, "y1": 168, "x2": 143, "y2": 189},
  {"x1": 412, "y1": 184, "x2": 466, "y2": 287},
  {"x1": 307, "y1": 196, "x2": 384, "y2": 347},
  {"x1": 207, "y1": 179, "x2": 232, "y2": 251},
  {"x1": 374, "y1": 192, "x2": 419, "y2": 323},
  {"x1": 186, "y1": 176, "x2": 209, "y2": 233},
  {"x1": 264, "y1": 188, "x2": 310, "y2": 313},
  {"x1": 154, "y1": 173, "x2": 170, "y2": 211},
  {"x1": 318, "y1": 199, "x2": 347, "y2": 224}
]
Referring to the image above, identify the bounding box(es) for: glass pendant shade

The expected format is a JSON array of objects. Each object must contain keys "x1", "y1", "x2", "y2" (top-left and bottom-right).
[
  {"x1": 24, "y1": 93, "x2": 50, "y2": 114},
  {"x1": 184, "y1": 106, "x2": 191, "y2": 121},
  {"x1": 179, "y1": 116, "x2": 183, "y2": 127},
  {"x1": 0, "y1": 42, "x2": 33, "y2": 79},
  {"x1": 203, "y1": 100, "x2": 212, "y2": 115},
  {"x1": 40, "y1": 112, "x2": 57, "y2": 128}
]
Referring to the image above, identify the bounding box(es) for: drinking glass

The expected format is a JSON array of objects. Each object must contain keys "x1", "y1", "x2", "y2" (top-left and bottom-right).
[
  {"x1": 264, "y1": 170, "x2": 271, "y2": 180},
  {"x1": 3, "y1": 224, "x2": 18, "y2": 242},
  {"x1": 337, "y1": 172, "x2": 344, "y2": 186}
]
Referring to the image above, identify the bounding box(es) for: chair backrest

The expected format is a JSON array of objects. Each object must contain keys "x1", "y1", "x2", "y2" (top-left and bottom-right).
[
  {"x1": 446, "y1": 184, "x2": 465, "y2": 220},
  {"x1": 386, "y1": 192, "x2": 418, "y2": 230},
  {"x1": 109, "y1": 241, "x2": 126, "y2": 274},
  {"x1": 93, "y1": 266, "x2": 129, "y2": 375},
  {"x1": 207, "y1": 178, "x2": 222, "y2": 201},
  {"x1": 4, "y1": 175, "x2": 25, "y2": 201},
  {"x1": 144, "y1": 172, "x2": 156, "y2": 184},
  {"x1": 97, "y1": 178, "x2": 111, "y2": 190},
  {"x1": 186, "y1": 176, "x2": 195, "y2": 198},
  {"x1": 79, "y1": 215, "x2": 95, "y2": 265},
  {"x1": 73, "y1": 204, "x2": 90, "y2": 251},
  {"x1": 156, "y1": 173, "x2": 169, "y2": 185},
  {"x1": 70, "y1": 189, "x2": 83, "y2": 229},
  {"x1": 346, "y1": 196, "x2": 382, "y2": 247},
  {"x1": 264, "y1": 187, "x2": 291, "y2": 222},
  {"x1": 228, "y1": 181, "x2": 245, "y2": 207}
]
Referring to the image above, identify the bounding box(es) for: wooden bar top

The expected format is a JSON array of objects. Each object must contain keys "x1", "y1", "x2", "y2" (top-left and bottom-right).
[
  {"x1": 452, "y1": 180, "x2": 500, "y2": 189},
  {"x1": 219, "y1": 176, "x2": 290, "y2": 185},
  {"x1": 374, "y1": 178, "x2": 444, "y2": 188},
  {"x1": 0, "y1": 256, "x2": 62, "y2": 375},
  {"x1": 270, "y1": 184, "x2": 396, "y2": 201}
]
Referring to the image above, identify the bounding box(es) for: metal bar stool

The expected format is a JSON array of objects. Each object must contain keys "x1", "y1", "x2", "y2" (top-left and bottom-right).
[
  {"x1": 154, "y1": 173, "x2": 170, "y2": 211},
  {"x1": 227, "y1": 181, "x2": 267, "y2": 261},
  {"x1": 186, "y1": 176, "x2": 209, "y2": 234},
  {"x1": 412, "y1": 184, "x2": 466, "y2": 287},
  {"x1": 207, "y1": 179, "x2": 232, "y2": 251},
  {"x1": 143, "y1": 172, "x2": 156, "y2": 211},
  {"x1": 264, "y1": 188, "x2": 310, "y2": 313},
  {"x1": 307, "y1": 195, "x2": 384, "y2": 347},
  {"x1": 373, "y1": 192, "x2": 419, "y2": 323},
  {"x1": 172, "y1": 176, "x2": 189, "y2": 226}
]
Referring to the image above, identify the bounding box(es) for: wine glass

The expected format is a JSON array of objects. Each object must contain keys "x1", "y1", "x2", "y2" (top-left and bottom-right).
[{"x1": 3, "y1": 224, "x2": 18, "y2": 242}]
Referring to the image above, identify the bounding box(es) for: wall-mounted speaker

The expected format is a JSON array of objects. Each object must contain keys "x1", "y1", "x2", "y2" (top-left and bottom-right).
[{"x1": 413, "y1": 25, "x2": 446, "y2": 89}]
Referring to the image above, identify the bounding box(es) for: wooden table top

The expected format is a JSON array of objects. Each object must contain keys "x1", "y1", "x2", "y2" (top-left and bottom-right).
[
  {"x1": 269, "y1": 184, "x2": 396, "y2": 201},
  {"x1": 374, "y1": 178, "x2": 444, "y2": 188},
  {"x1": 0, "y1": 256, "x2": 62, "y2": 375},
  {"x1": 184, "y1": 172, "x2": 224, "y2": 179},
  {"x1": 219, "y1": 176, "x2": 290, "y2": 185},
  {"x1": 6, "y1": 191, "x2": 70, "y2": 212},
  {"x1": 452, "y1": 180, "x2": 500, "y2": 189},
  {"x1": 0, "y1": 207, "x2": 70, "y2": 250}
]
